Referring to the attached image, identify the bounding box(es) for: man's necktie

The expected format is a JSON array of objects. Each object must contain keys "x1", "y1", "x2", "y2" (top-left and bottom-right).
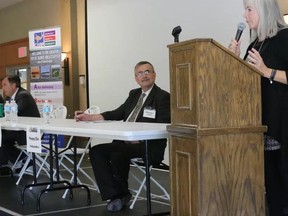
[{"x1": 127, "y1": 93, "x2": 146, "y2": 122}]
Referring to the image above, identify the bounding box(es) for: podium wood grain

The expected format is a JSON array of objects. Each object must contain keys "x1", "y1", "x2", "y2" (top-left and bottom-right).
[{"x1": 167, "y1": 39, "x2": 266, "y2": 216}]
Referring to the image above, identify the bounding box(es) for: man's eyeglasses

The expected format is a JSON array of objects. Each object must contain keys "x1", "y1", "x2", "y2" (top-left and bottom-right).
[{"x1": 135, "y1": 70, "x2": 153, "y2": 77}]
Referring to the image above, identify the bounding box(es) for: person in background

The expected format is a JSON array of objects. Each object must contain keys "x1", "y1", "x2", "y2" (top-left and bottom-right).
[
  {"x1": 75, "y1": 61, "x2": 170, "y2": 212},
  {"x1": 228, "y1": 0, "x2": 288, "y2": 215},
  {"x1": 0, "y1": 75, "x2": 40, "y2": 176}
]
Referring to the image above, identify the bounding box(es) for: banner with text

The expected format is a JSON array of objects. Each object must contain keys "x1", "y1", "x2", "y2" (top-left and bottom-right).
[
  {"x1": 28, "y1": 27, "x2": 64, "y2": 147},
  {"x1": 29, "y1": 26, "x2": 63, "y2": 112}
]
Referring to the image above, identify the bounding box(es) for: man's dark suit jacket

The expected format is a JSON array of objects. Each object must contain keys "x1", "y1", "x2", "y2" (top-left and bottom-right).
[
  {"x1": 0, "y1": 87, "x2": 41, "y2": 165},
  {"x1": 101, "y1": 84, "x2": 170, "y2": 165},
  {"x1": 8, "y1": 87, "x2": 40, "y2": 143},
  {"x1": 13, "y1": 87, "x2": 40, "y2": 118}
]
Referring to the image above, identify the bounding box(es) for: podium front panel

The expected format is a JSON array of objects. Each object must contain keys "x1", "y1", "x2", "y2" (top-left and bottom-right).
[
  {"x1": 168, "y1": 126, "x2": 265, "y2": 216},
  {"x1": 168, "y1": 39, "x2": 262, "y2": 129}
]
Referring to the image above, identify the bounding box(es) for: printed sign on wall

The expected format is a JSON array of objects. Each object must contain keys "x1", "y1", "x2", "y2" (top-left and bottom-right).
[
  {"x1": 28, "y1": 27, "x2": 64, "y2": 147},
  {"x1": 28, "y1": 26, "x2": 63, "y2": 110}
]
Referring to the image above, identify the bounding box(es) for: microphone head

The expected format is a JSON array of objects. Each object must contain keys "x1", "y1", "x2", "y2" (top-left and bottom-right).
[
  {"x1": 172, "y1": 26, "x2": 182, "y2": 36},
  {"x1": 237, "y1": 22, "x2": 246, "y2": 31},
  {"x1": 172, "y1": 26, "x2": 182, "y2": 43},
  {"x1": 235, "y1": 22, "x2": 246, "y2": 41}
]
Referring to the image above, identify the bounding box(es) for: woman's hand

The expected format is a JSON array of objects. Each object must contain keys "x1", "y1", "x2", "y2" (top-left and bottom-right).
[
  {"x1": 228, "y1": 39, "x2": 241, "y2": 56},
  {"x1": 247, "y1": 48, "x2": 270, "y2": 77}
]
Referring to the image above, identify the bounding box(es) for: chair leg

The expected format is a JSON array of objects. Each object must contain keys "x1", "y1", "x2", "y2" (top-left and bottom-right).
[
  {"x1": 35, "y1": 153, "x2": 50, "y2": 178},
  {"x1": 11, "y1": 150, "x2": 25, "y2": 171},
  {"x1": 78, "y1": 166, "x2": 99, "y2": 191},
  {"x1": 57, "y1": 139, "x2": 99, "y2": 199},
  {"x1": 15, "y1": 154, "x2": 33, "y2": 185},
  {"x1": 15, "y1": 151, "x2": 48, "y2": 186},
  {"x1": 60, "y1": 154, "x2": 99, "y2": 199},
  {"x1": 130, "y1": 175, "x2": 147, "y2": 209},
  {"x1": 29, "y1": 153, "x2": 62, "y2": 191},
  {"x1": 129, "y1": 160, "x2": 170, "y2": 209},
  {"x1": 149, "y1": 175, "x2": 170, "y2": 200}
]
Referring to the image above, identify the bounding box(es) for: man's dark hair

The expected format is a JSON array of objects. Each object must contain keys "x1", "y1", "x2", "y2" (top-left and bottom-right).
[
  {"x1": 7, "y1": 75, "x2": 21, "y2": 88},
  {"x1": 134, "y1": 61, "x2": 155, "y2": 72}
]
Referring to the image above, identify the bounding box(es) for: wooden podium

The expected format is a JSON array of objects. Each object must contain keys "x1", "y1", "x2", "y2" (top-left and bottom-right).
[{"x1": 167, "y1": 39, "x2": 267, "y2": 216}]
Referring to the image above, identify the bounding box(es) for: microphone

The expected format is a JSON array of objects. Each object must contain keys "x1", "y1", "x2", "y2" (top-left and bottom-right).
[
  {"x1": 172, "y1": 26, "x2": 182, "y2": 43},
  {"x1": 235, "y1": 22, "x2": 246, "y2": 41}
]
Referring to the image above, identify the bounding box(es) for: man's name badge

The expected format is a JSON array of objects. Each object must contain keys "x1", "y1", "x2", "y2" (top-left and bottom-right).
[{"x1": 143, "y1": 107, "x2": 156, "y2": 119}]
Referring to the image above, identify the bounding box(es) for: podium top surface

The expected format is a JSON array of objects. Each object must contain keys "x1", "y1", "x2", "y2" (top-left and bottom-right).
[{"x1": 167, "y1": 38, "x2": 263, "y2": 76}]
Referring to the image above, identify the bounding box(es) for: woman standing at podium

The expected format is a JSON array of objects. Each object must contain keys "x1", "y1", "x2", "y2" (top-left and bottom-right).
[{"x1": 228, "y1": 0, "x2": 288, "y2": 215}]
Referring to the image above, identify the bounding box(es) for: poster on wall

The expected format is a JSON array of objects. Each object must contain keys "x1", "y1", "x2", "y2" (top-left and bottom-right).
[
  {"x1": 30, "y1": 81, "x2": 63, "y2": 105},
  {"x1": 28, "y1": 26, "x2": 63, "y2": 112},
  {"x1": 28, "y1": 26, "x2": 64, "y2": 147}
]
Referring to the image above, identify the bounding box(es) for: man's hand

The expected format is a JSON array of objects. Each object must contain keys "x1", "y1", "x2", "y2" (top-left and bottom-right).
[{"x1": 74, "y1": 110, "x2": 104, "y2": 122}]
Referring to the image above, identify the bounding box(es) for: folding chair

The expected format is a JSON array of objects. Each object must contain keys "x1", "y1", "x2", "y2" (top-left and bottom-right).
[
  {"x1": 129, "y1": 158, "x2": 170, "y2": 209},
  {"x1": 50, "y1": 105, "x2": 67, "y2": 119},
  {"x1": 11, "y1": 144, "x2": 50, "y2": 185},
  {"x1": 58, "y1": 105, "x2": 101, "y2": 198},
  {"x1": 36, "y1": 105, "x2": 68, "y2": 179},
  {"x1": 11, "y1": 105, "x2": 67, "y2": 185}
]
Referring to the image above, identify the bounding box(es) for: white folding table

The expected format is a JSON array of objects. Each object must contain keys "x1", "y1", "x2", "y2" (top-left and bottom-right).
[{"x1": 0, "y1": 117, "x2": 169, "y2": 215}]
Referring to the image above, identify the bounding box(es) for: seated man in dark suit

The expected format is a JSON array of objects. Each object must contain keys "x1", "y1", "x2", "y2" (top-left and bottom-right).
[
  {"x1": 75, "y1": 61, "x2": 170, "y2": 212},
  {"x1": 0, "y1": 75, "x2": 40, "y2": 176}
]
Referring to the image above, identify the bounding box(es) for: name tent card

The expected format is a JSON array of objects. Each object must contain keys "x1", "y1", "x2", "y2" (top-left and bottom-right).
[{"x1": 26, "y1": 126, "x2": 42, "y2": 153}]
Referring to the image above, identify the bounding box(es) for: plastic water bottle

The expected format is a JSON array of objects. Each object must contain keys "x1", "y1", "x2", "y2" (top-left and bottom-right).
[
  {"x1": 10, "y1": 99, "x2": 18, "y2": 122},
  {"x1": 42, "y1": 100, "x2": 53, "y2": 124},
  {"x1": 4, "y1": 100, "x2": 11, "y2": 122}
]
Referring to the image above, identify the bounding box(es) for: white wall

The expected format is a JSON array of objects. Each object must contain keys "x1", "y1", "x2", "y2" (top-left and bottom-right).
[{"x1": 87, "y1": 0, "x2": 250, "y2": 164}]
